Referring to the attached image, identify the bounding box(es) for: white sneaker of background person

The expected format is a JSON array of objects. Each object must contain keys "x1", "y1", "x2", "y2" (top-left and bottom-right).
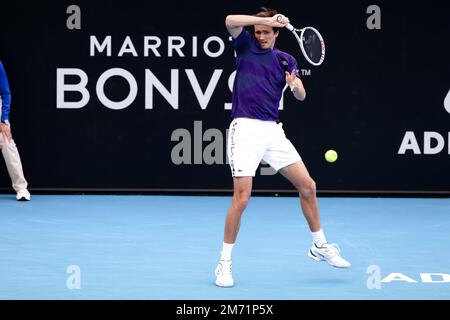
[
  {"x1": 308, "y1": 243, "x2": 351, "y2": 268},
  {"x1": 16, "y1": 189, "x2": 31, "y2": 201},
  {"x1": 215, "y1": 260, "x2": 234, "y2": 287}
]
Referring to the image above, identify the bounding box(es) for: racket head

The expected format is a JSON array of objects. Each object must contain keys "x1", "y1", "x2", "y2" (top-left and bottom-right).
[{"x1": 297, "y1": 27, "x2": 325, "y2": 66}]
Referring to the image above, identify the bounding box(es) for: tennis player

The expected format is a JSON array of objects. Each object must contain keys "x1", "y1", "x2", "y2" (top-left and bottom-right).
[{"x1": 215, "y1": 8, "x2": 350, "y2": 287}]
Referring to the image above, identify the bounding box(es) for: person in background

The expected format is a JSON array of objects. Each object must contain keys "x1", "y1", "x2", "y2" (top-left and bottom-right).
[{"x1": 0, "y1": 60, "x2": 31, "y2": 201}]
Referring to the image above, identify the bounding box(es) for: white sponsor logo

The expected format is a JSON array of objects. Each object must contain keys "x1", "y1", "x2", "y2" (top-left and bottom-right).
[
  {"x1": 367, "y1": 265, "x2": 450, "y2": 290},
  {"x1": 57, "y1": 35, "x2": 309, "y2": 111},
  {"x1": 398, "y1": 90, "x2": 450, "y2": 155},
  {"x1": 398, "y1": 131, "x2": 450, "y2": 155}
]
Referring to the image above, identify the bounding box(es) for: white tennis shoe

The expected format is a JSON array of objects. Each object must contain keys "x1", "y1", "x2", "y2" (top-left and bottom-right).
[
  {"x1": 308, "y1": 243, "x2": 351, "y2": 268},
  {"x1": 16, "y1": 189, "x2": 31, "y2": 201},
  {"x1": 215, "y1": 260, "x2": 234, "y2": 287}
]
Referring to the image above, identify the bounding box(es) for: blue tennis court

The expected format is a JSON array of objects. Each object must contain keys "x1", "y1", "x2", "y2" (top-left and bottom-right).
[{"x1": 0, "y1": 194, "x2": 449, "y2": 299}]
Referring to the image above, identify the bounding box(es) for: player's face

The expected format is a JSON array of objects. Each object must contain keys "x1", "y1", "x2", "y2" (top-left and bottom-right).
[{"x1": 254, "y1": 25, "x2": 279, "y2": 49}]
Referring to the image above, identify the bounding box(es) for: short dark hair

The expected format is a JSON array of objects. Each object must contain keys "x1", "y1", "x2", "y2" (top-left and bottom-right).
[{"x1": 254, "y1": 7, "x2": 280, "y2": 32}]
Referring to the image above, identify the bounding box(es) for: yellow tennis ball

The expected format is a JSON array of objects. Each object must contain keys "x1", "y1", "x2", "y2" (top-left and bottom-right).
[{"x1": 325, "y1": 150, "x2": 338, "y2": 163}]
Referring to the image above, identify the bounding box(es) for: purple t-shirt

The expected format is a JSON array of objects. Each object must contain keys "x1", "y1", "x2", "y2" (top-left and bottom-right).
[{"x1": 231, "y1": 30, "x2": 299, "y2": 121}]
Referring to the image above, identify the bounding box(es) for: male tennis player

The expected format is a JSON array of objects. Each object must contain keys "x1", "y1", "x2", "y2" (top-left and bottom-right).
[{"x1": 215, "y1": 8, "x2": 350, "y2": 287}]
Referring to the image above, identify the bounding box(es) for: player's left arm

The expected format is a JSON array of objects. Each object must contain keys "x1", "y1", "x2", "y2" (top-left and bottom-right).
[{"x1": 285, "y1": 70, "x2": 306, "y2": 101}]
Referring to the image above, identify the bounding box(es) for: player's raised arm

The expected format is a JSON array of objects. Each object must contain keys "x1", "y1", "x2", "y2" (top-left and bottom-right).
[{"x1": 225, "y1": 14, "x2": 289, "y2": 38}]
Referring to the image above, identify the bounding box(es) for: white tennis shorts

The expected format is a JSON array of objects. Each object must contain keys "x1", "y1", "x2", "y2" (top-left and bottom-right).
[{"x1": 227, "y1": 117, "x2": 302, "y2": 177}]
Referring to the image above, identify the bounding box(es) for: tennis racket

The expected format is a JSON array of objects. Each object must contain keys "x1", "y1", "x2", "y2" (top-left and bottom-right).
[{"x1": 277, "y1": 15, "x2": 325, "y2": 66}]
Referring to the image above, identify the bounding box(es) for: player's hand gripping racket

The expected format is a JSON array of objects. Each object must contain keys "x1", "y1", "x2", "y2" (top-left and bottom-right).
[{"x1": 277, "y1": 15, "x2": 325, "y2": 66}]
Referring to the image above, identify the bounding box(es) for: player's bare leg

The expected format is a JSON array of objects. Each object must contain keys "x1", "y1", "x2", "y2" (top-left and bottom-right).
[
  {"x1": 280, "y1": 161, "x2": 350, "y2": 268},
  {"x1": 216, "y1": 176, "x2": 252, "y2": 287},
  {"x1": 224, "y1": 176, "x2": 252, "y2": 243},
  {"x1": 280, "y1": 161, "x2": 321, "y2": 232}
]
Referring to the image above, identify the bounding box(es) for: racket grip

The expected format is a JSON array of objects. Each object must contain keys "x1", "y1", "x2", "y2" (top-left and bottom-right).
[{"x1": 285, "y1": 23, "x2": 295, "y2": 32}]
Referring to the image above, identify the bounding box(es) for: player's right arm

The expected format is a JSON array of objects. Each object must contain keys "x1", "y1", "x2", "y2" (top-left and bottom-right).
[{"x1": 225, "y1": 15, "x2": 289, "y2": 38}]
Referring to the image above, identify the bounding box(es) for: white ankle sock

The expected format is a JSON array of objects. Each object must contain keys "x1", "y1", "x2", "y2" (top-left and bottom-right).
[
  {"x1": 220, "y1": 242, "x2": 234, "y2": 261},
  {"x1": 311, "y1": 229, "x2": 327, "y2": 247}
]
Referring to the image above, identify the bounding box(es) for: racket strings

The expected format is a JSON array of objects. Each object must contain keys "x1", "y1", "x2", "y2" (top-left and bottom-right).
[{"x1": 302, "y1": 29, "x2": 322, "y2": 63}]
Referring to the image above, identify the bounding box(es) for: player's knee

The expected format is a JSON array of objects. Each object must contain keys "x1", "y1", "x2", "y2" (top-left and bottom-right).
[
  {"x1": 234, "y1": 200, "x2": 249, "y2": 212},
  {"x1": 233, "y1": 192, "x2": 250, "y2": 210},
  {"x1": 300, "y1": 179, "x2": 316, "y2": 199}
]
